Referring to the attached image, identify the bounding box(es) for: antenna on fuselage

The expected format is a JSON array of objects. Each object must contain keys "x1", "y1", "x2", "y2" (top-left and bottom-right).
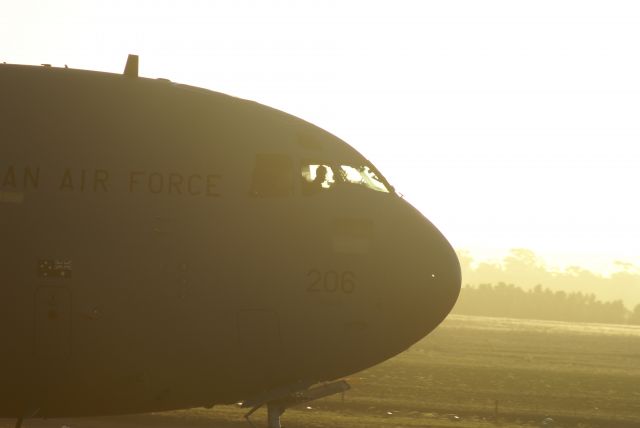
[{"x1": 123, "y1": 54, "x2": 139, "y2": 78}]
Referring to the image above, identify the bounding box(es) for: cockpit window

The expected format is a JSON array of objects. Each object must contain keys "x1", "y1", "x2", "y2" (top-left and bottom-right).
[
  {"x1": 300, "y1": 162, "x2": 390, "y2": 195},
  {"x1": 301, "y1": 164, "x2": 336, "y2": 195},
  {"x1": 338, "y1": 165, "x2": 389, "y2": 193}
]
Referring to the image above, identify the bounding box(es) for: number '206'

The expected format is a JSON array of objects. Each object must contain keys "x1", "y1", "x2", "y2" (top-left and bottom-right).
[{"x1": 307, "y1": 270, "x2": 356, "y2": 294}]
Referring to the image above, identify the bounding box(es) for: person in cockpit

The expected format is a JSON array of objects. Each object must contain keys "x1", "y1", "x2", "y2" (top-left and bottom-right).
[{"x1": 313, "y1": 165, "x2": 328, "y2": 190}]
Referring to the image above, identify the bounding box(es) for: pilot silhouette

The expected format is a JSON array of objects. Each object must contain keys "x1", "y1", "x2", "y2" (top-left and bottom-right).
[{"x1": 313, "y1": 165, "x2": 328, "y2": 189}]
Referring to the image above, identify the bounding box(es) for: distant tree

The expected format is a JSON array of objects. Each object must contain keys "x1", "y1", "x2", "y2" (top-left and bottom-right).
[{"x1": 630, "y1": 304, "x2": 640, "y2": 325}]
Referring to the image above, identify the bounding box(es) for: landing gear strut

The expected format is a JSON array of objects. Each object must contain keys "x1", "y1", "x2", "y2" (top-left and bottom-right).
[
  {"x1": 266, "y1": 403, "x2": 285, "y2": 428},
  {"x1": 243, "y1": 380, "x2": 350, "y2": 428}
]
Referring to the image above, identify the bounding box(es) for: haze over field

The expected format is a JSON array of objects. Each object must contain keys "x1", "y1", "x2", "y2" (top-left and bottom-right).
[{"x1": 3, "y1": 1, "x2": 639, "y2": 275}]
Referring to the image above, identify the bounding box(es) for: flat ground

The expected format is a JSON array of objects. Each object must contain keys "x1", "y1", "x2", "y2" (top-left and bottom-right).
[{"x1": 3, "y1": 315, "x2": 640, "y2": 428}]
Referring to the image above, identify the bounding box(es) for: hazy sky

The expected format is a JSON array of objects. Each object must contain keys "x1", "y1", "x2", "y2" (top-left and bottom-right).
[{"x1": 3, "y1": 1, "x2": 639, "y2": 273}]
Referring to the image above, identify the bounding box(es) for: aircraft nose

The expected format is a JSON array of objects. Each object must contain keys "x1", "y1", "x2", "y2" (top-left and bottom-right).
[
  {"x1": 380, "y1": 200, "x2": 461, "y2": 348},
  {"x1": 309, "y1": 196, "x2": 462, "y2": 381},
  {"x1": 416, "y1": 225, "x2": 461, "y2": 328}
]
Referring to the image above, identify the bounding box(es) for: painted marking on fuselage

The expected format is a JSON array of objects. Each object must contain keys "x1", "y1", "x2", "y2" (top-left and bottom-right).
[
  {"x1": 1, "y1": 165, "x2": 40, "y2": 189},
  {"x1": 307, "y1": 270, "x2": 357, "y2": 294},
  {"x1": 0, "y1": 165, "x2": 222, "y2": 197},
  {"x1": 128, "y1": 171, "x2": 221, "y2": 196},
  {"x1": 59, "y1": 168, "x2": 109, "y2": 192}
]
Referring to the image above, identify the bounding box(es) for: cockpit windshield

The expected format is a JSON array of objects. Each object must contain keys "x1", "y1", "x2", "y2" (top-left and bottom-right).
[
  {"x1": 301, "y1": 162, "x2": 390, "y2": 194},
  {"x1": 337, "y1": 165, "x2": 389, "y2": 193}
]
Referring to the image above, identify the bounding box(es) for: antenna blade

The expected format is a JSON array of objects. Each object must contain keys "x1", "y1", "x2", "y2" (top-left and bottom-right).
[{"x1": 123, "y1": 54, "x2": 139, "y2": 77}]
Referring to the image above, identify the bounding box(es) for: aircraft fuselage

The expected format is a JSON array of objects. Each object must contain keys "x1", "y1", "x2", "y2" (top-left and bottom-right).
[{"x1": 0, "y1": 64, "x2": 460, "y2": 418}]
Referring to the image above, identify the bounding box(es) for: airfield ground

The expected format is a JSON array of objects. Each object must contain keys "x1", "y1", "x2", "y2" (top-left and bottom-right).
[{"x1": 3, "y1": 315, "x2": 640, "y2": 428}]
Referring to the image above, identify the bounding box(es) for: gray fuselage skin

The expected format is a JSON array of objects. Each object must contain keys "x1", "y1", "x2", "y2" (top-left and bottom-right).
[{"x1": 0, "y1": 64, "x2": 461, "y2": 418}]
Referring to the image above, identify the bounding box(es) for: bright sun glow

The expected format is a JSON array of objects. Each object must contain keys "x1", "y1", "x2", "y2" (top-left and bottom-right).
[{"x1": 2, "y1": 0, "x2": 639, "y2": 275}]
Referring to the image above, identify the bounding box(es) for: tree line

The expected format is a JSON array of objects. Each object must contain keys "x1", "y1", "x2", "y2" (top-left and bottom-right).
[
  {"x1": 452, "y1": 283, "x2": 640, "y2": 325},
  {"x1": 458, "y1": 249, "x2": 640, "y2": 310}
]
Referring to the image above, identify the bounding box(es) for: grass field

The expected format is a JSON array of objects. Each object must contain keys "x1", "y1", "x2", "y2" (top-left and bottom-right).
[{"x1": 3, "y1": 315, "x2": 640, "y2": 428}]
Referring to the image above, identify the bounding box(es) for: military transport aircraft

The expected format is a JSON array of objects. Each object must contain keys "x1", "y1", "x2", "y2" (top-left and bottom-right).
[{"x1": 0, "y1": 55, "x2": 461, "y2": 428}]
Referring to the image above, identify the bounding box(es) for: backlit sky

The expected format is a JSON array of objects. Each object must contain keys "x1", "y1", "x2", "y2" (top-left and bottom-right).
[{"x1": 3, "y1": 1, "x2": 639, "y2": 274}]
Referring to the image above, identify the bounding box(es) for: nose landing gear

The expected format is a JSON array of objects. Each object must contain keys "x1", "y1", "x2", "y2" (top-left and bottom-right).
[
  {"x1": 266, "y1": 403, "x2": 285, "y2": 428},
  {"x1": 243, "y1": 380, "x2": 350, "y2": 428}
]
